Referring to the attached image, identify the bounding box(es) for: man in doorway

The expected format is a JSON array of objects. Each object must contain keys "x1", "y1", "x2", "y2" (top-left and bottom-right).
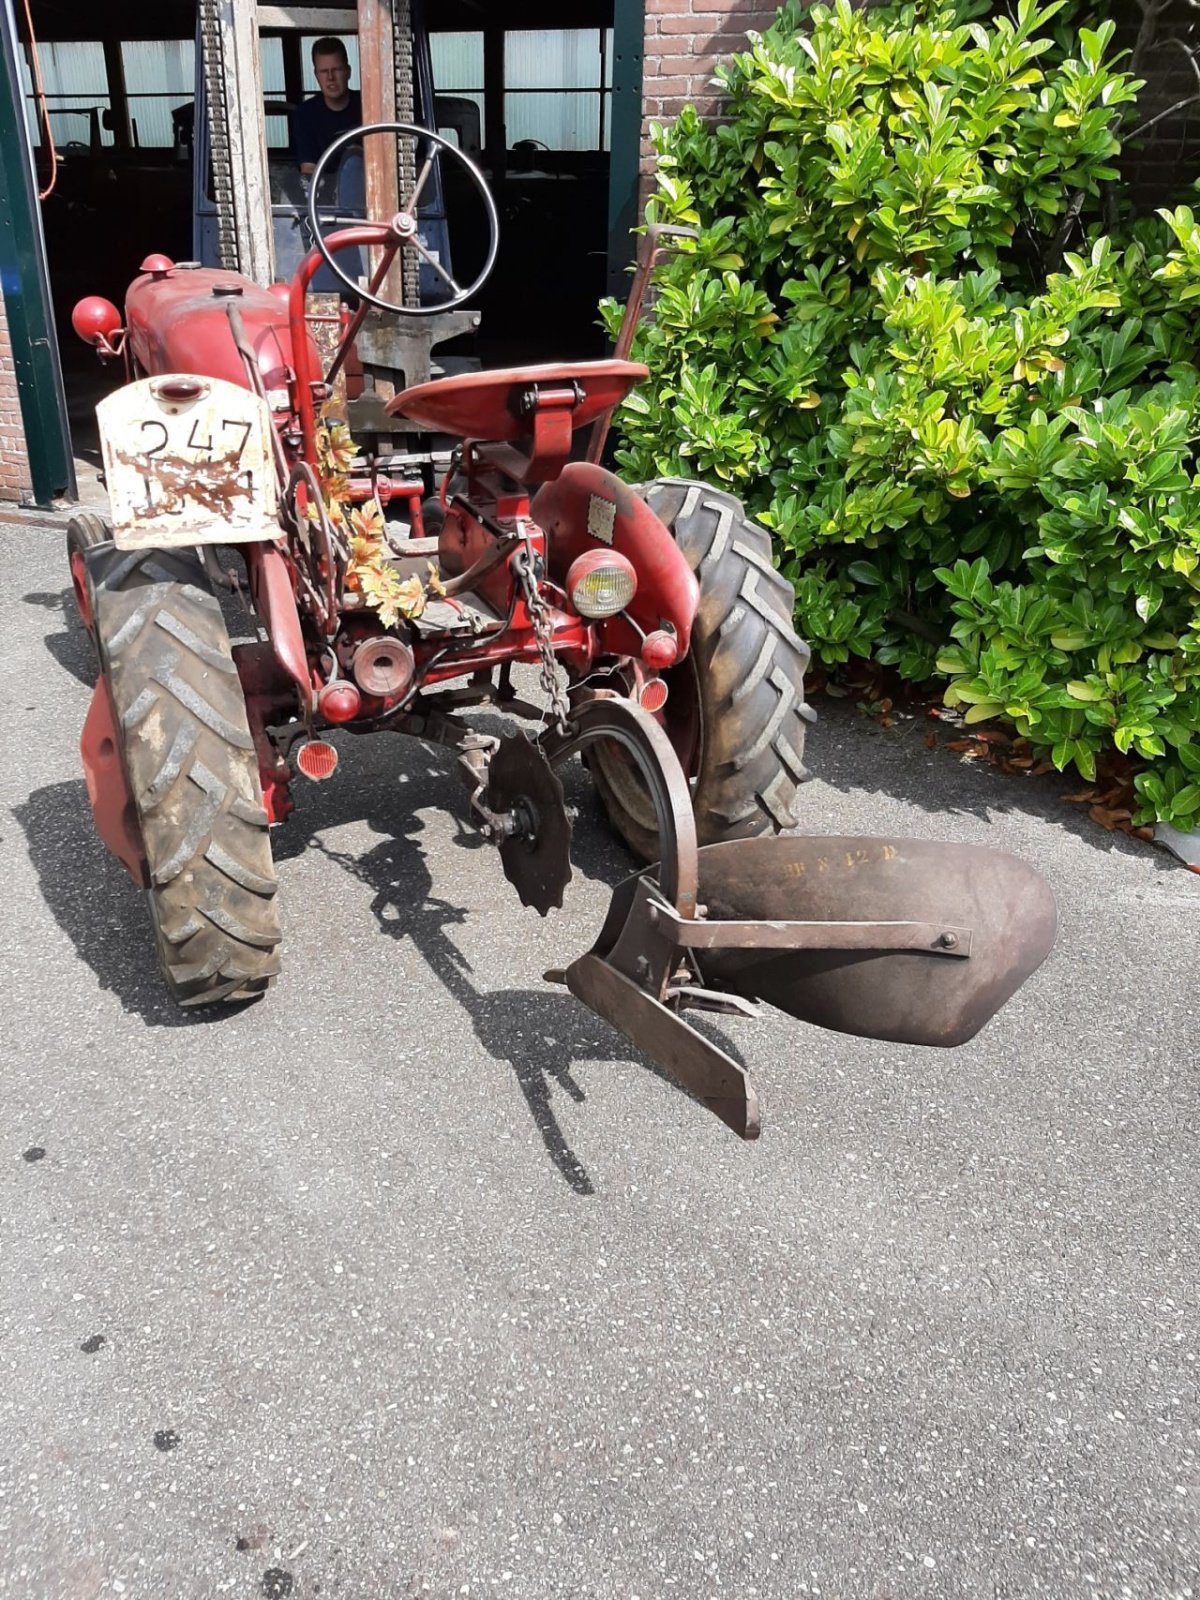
[{"x1": 290, "y1": 37, "x2": 363, "y2": 175}]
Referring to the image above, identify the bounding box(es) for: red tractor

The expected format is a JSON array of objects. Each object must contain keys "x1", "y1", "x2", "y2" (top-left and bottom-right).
[{"x1": 69, "y1": 125, "x2": 1056, "y2": 1139}]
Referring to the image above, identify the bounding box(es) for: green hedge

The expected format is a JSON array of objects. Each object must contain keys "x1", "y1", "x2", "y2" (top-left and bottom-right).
[{"x1": 605, "y1": 0, "x2": 1200, "y2": 828}]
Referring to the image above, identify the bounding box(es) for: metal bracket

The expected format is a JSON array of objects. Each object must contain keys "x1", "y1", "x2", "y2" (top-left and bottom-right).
[{"x1": 647, "y1": 903, "x2": 973, "y2": 958}]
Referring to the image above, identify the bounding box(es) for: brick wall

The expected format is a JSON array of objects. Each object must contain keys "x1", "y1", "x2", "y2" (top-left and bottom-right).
[
  {"x1": 641, "y1": 0, "x2": 779, "y2": 179},
  {"x1": 0, "y1": 298, "x2": 33, "y2": 503}
]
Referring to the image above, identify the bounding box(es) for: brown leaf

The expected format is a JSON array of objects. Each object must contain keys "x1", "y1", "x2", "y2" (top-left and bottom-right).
[
  {"x1": 944, "y1": 738, "x2": 980, "y2": 752},
  {"x1": 1031, "y1": 759, "x2": 1055, "y2": 776},
  {"x1": 1061, "y1": 788, "x2": 1097, "y2": 804},
  {"x1": 1089, "y1": 804, "x2": 1132, "y2": 830},
  {"x1": 972, "y1": 730, "x2": 1012, "y2": 746},
  {"x1": 925, "y1": 733, "x2": 938, "y2": 749}
]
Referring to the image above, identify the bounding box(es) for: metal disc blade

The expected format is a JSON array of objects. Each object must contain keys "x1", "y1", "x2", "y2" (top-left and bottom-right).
[
  {"x1": 690, "y1": 835, "x2": 1057, "y2": 1047},
  {"x1": 487, "y1": 732, "x2": 573, "y2": 915}
]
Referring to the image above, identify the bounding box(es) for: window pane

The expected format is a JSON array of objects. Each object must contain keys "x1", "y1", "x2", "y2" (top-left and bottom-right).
[
  {"x1": 28, "y1": 97, "x2": 113, "y2": 150},
  {"x1": 431, "y1": 32, "x2": 484, "y2": 92},
  {"x1": 20, "y1": 40, "x2": 110, "y2": 147},
  {"x1": 122, "y1": 40, "x2": 194, "y2": 95},
  {"x1": 505, "y1": 90, "x2": 602, "y2": 151},
  {"x1": 435, "y1": 93, "x2": 484, "y2": 154},
  {"x1": 260, "y1": 36, "x2": 286, "y2": 97},
  {"x1": 506, "y1": 30, "x2": 601, "y2": 91},
  {"x1": 20, "y1": 39, "x2": 108, "y2": 95}
]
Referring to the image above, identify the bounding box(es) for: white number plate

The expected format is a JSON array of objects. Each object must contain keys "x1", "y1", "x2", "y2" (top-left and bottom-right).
[{"x1": 97, "y1": 375, "x2": 280, "y2": 550}]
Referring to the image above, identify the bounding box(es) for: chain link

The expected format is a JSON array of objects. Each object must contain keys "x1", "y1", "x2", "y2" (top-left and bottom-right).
[{"x1": 514, "y1": 544, "x2": 572, "y2": 735}]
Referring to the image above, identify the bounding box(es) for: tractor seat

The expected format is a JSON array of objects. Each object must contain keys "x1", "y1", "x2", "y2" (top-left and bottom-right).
[{"x1": 385, "y1": 360, "x2": 648, "y2": 442}]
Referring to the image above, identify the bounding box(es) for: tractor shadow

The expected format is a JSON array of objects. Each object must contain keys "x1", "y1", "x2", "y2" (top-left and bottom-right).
[
  {"x1": 274, "y1": 750, "x2": 744, "y2": 1194},
  {"x1": 11, "y1": 777, "x2": 246, "y2": 1030},
  {"x1": 23, "y1": 586, "x2": 97, "y2": 689},
  {"x1": 15, "y1": 736, "x2": 744, "y2": 1181}
]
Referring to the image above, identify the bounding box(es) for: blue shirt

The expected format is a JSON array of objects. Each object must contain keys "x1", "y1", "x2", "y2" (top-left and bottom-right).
[{"x1": 290, "y1": 89, "x2": 363, "y2": 169}]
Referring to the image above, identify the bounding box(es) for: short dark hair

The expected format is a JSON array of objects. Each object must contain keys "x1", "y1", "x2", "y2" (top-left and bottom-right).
[{"x1": 311, "y1": 37, "x2": 349, "y2": 66}]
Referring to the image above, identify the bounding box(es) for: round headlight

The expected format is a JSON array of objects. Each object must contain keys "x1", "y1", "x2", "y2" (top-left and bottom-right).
[{"x1": 566, "y1": 549, "x2": 637, "y2": 619}]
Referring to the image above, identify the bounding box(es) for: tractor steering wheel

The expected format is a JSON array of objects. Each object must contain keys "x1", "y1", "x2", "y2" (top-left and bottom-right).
[{"x1": 307, "y1": 121, "x2": 499, "y2": 317}]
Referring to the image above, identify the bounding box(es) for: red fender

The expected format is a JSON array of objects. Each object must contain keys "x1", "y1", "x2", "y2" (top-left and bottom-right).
[
  {"x1": 80, "y1": 678, "x2": 149, "y2": 887},
  {"x1": 242, "y1": 543, "x2": 312, "y2": 709},
  {"x1": 531, "y1": 463, "x2": 699, "y2": 658}
]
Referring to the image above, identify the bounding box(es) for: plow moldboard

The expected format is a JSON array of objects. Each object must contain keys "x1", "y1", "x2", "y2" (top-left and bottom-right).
[{"x1": 689, "y1": 835, "x2": 1057, "y2": 1048}]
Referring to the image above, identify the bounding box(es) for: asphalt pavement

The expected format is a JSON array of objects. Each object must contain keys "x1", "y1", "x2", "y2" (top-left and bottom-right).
[{"x1": 1, "y1": 518, "x2": 1197, "y2": 1600}]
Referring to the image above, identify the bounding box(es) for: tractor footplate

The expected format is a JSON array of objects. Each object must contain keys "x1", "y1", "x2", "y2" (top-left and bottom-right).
[{"x1": 485, "y1": 732, "x2": 573, "y2": 914}]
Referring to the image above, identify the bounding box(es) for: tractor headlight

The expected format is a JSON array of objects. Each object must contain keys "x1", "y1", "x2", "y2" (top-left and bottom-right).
[{"x1": 566, "y1": 550, "x2": 637, "y2": 619}]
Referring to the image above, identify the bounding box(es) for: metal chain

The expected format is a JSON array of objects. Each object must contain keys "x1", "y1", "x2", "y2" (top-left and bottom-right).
[{"x1": 514, "y1": 545, "x2": 572, "y2": 734}]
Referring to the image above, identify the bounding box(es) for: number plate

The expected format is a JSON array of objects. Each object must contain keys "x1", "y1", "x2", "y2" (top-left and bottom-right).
[{"x1": 97, "y1": 375, "x2": 280, "y2": 550}]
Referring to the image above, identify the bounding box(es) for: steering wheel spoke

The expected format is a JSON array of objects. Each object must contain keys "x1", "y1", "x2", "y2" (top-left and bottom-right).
[
  {"x1": 307, "y1": 122, "x2": 499, "y2": 318},
  {"x1": 410, "y1": 233, "x2": 463, "y2": 299}
]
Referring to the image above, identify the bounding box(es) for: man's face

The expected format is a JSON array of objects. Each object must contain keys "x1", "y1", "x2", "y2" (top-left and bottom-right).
[{"x1": 314, "y1": 52, "x2": 351, "y2": 106}]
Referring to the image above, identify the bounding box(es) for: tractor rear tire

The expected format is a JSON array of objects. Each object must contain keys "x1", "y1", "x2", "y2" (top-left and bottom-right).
[
  {"x1": 67, "y1": 511, "x2": 113, "y2": 659},
  {"x1": 585, "y1": 477, "x2": 814, "y2": 862},
  {"x1": 91, "y1": 545, "x2": 282, "y2": 1007}
]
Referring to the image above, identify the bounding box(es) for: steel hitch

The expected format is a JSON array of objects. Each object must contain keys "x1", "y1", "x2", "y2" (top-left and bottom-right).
[{"x1": 539, "y1": 699, "x2": 1059, "y2": 1141}]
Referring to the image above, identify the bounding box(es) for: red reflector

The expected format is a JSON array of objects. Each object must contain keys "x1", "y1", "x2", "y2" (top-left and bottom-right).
[
  {"x1": 639, "y1": 677, "x2": 669, "y2": 714},
  {"x1": 296, "y1": 740, "x2": 339, "y2": 781},
  {"x1": 152, "y1": 376, "x2": 207, "y2": 403}
]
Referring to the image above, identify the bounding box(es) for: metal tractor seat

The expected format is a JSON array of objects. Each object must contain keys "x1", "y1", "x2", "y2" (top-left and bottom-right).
[{"x1": 387, "y1": 360, "x2": 649, "y2": 483}]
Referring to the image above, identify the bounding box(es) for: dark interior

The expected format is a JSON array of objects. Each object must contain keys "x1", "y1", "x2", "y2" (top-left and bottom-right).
[{"x1": 23, "y1": 0, "x2": 620, "y2": 462}]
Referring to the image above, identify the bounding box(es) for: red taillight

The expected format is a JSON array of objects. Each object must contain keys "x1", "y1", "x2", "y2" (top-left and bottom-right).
[
  {"x1": 152, "y1": 376, "x2": 208, "y2": 403},
  {"x1": 296, "y1": 740, "x2": 339, "y2": 780},
  {"x1": 642, "y1": 629, "x2": 679, "y2": 670},
  {"x1": 318, "y1": 682, "x2": 362, "y2": 724}
]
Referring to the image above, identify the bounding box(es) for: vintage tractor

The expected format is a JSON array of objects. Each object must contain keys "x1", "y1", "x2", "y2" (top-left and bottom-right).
[{"x1": 68, "y1": 125, "x2": 1057, "y2": 1139}]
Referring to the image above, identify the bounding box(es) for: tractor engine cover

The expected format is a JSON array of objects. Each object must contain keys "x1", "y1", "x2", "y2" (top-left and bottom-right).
[{"x1": 124, "y1": 264, "x2": 319, "y2": 391}]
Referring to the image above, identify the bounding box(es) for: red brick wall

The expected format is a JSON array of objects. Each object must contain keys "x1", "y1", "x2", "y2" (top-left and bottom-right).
[
  {"x1": 641, "y1": 0, "x2": 779, "y2": 178},
  {"x1": 0, "y1": 299, "x2": 33, "y2": 503}
]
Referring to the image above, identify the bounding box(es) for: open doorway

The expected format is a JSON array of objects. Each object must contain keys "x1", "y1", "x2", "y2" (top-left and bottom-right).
[{"x1": 19, "y1": 0, "x2": 627, "y2": 474}]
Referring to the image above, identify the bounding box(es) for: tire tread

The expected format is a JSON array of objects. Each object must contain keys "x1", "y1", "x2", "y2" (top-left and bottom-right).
[{"x1": 90, "y1": 545, "x2": 280, "y2": 1006}]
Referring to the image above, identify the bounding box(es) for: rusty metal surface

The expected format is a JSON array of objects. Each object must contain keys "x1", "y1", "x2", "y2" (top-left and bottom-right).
[
  {"x1": 565, "y1": 953, "x2": 760, "y2": 1140},
  {"x1": 690, "y1": 835, "x2": 1057, "y2": 1048},
  {"x1": 651, "y1": 905, "x2": 973, "y2": 957},
  {"x1": 96, "y1": 376, "x2": 278, "y2": 550}
]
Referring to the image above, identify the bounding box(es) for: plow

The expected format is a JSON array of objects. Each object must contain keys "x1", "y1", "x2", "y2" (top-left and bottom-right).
[{"x1": 68, "y1": 122, "x2": 1057, "y2": 1139}]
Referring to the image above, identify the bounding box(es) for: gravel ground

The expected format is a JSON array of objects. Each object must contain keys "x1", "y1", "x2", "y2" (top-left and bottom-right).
[{"x1": 1, "y1": 519, "x2": 1197, "y2": 1600}]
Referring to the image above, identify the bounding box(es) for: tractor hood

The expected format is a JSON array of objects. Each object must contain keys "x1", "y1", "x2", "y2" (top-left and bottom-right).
[{"x1": 125, "y1": 264, "x2": 319, "y2": 394}]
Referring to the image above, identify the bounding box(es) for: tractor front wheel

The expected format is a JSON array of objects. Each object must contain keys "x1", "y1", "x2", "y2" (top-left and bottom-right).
[
  {"x1": 584, "y1": 478, "x2": 814, "y2": 862},
  {"x1": 67, "y1": 511, "x2": 113, "y2": 657},
  {"x1": 90, "y1": 545, "x2": 282, "y2": 1007}
]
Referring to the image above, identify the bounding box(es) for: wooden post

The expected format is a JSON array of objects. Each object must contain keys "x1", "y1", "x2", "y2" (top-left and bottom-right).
[{"x1": 201, "y1": 0, "x2": 275, "y2": 284}]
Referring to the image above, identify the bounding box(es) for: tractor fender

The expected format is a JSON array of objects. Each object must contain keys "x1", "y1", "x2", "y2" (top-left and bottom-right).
[
  {"x1": 531, "y1": 463, "x2": 699, "y2": 658},
  {"x1": 243, "y1": 542, "x2": 313, "y2": 710},
  {"x1": 80, "y1": 675, "x2": 149, "y2": 887}
]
